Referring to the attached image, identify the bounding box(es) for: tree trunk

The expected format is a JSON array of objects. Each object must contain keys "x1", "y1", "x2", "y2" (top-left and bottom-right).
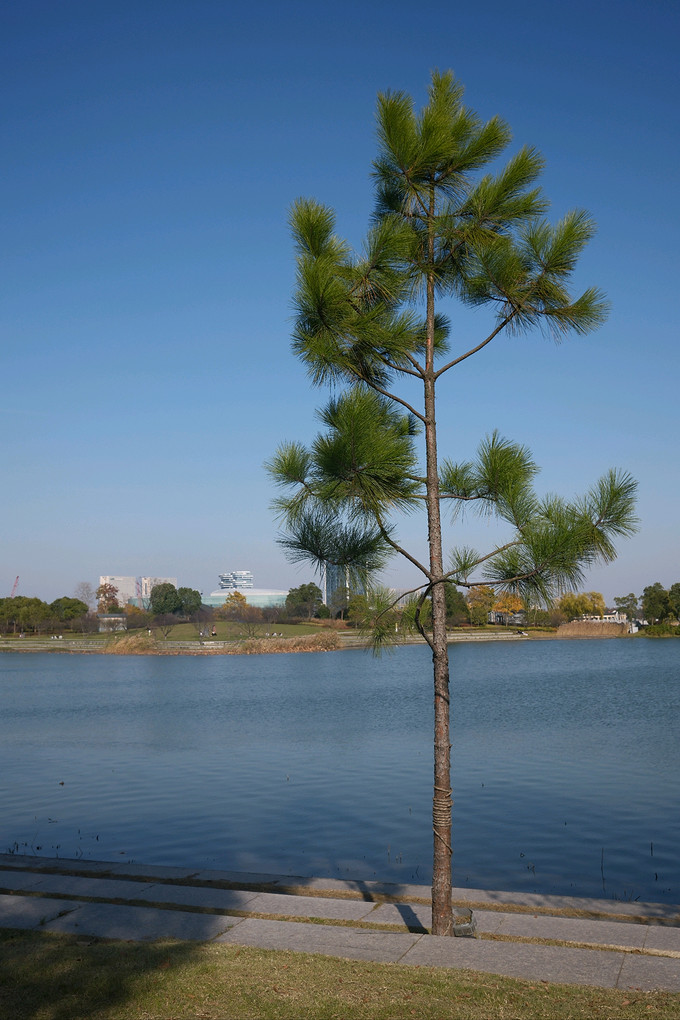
[
  {"x1": 424, "y1": 372, "x2": 453, "y2": 936},
  {"x1": 423, "y1": 205, "x2": 454, "y2": 935}
]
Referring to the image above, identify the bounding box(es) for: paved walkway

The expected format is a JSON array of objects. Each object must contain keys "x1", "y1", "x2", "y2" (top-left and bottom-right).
[{"x1": 2, "y1": 854, "x2": 679, "y2": 992}]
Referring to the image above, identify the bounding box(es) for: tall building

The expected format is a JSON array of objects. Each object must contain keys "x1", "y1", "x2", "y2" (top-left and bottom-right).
[
  {"x1": 140, "y1": 577, "x2": 177, "y2": 599},
  {"x1": 98, "y1": 576, "x2": 138, "y2": 605},
  {"x1": 99, "y1": 576, "x2": 177, "y2": 606},
  {"x1": 320, "y1": 562, "x2": 348, "y2": 607},
  {"x1": 217, "y1": 570, "x2": 254, "y2": 590}
]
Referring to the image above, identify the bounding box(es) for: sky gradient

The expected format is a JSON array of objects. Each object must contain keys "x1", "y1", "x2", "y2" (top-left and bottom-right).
[{"x1": 3, "y1": 0, "x2": 678, "y2": 604}]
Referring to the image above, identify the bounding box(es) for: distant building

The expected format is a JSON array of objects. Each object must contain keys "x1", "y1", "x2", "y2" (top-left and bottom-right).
[
  {"x1": 99, "y1": 576, "x2": 138, "y2": 605},
  {"x1": 140, "y1": 577, "x2": 178, "y2": 600},
  {"x1": 319, "y1": 562, "x2": 367, "y2": 609},
  {"x1": 320, "y1": 562, "x2": 348, "y2": 607},
  {"x1": 99, "y1": 575, "x2": 177, "y2": 607},
  {"x1": 205, "y1": 569, "x2": 286, "y2": 609},
  {"x1": 217, "y1": 570, "x2": 254, "y2": 591}
]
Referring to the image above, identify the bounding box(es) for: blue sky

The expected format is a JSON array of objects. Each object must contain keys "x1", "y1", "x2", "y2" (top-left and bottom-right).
[{"x1": 3, "y1": 0, "x2": 678, "y2": 604}]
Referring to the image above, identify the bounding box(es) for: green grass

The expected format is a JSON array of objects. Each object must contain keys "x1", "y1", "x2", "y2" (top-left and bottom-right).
[{"x1": 2, "y1": 928, "x2": 679, "y2": 1020}]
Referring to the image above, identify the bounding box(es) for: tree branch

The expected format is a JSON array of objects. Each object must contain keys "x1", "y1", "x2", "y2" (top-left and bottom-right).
[{"x1": 434, "y1": 313, "x2": 515, "y2": 377}]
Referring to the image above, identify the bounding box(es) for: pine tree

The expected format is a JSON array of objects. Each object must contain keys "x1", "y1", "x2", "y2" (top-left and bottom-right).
[{"x1": 268, "y1": 72, "x2": 638, "y2": 935}]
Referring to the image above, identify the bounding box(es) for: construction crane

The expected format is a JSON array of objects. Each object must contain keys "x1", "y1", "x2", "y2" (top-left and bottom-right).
[{"x1": 9, "y1": 576, "x2": 19, "y2": 597}]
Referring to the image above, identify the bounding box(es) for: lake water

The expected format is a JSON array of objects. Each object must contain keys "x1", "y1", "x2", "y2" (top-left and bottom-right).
[{"x1": 1, "y1": 639, "x2": 678, "y2": 904}]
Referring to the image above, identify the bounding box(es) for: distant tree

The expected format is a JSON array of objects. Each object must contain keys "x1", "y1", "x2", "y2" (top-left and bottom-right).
[
  {"x1": 177, "y1": 587, "x2": 202, "y2": 616},
  {"x1": 216, "y1": 592, "x2": 263, "y2": 637},
  {"x1": 613, "y1": 592, "x2": 639, "y2": 620},
  {"x1": 238, "y1": 604, "x2": 265, "y2": 638},
  {"x1": 96, "y1": 583, "x2": 120, "y2": 613},
  {"x1": 219, "y1": 591, "x2": 249, "y2": 619},
  {"x1": 667, "y1": 583, "x2": 680, "y2": 622},
  {"x1": 261, "y1": 604, "x2": 282, "y2": 627},
  {"x1": 124, "y1": 606, "x2": 152, "y2": 631},
  {"x1": 444, "y1": 584, "x2": 469, "y2": 626},
  {"x1": 9, "y1": 596, "x2": 51, "y2": 634},
  {"x1": 346, "y1": 593, "x2": 370, "y2": 628},
  {"x1": 467, "y1": 585, "x2": 496, "y2": 626},
  {"x1": 149, "y1": 583, "x2": 181, "y2": 615},
  {"x1": 73, "y1": 582, "x2": 96, "y2": 610},
  {"x1": 49, "y1": 597, "x2": 88, "y2": 624},
  {"x1": 329, "y1": 586, "x2": 351, "y2": 619},
  {"x1": 286, "y1": 583, "x2": 323, "y2": 620},
  {"x1": 152, "y1": 613, "x2": 177, "y2": 639},
  {"x1": 492, "y1": 592, "x2": 524, "y2": 623},
  {"x1": 348, "y1": 589, "x2": 401, "y2": 640},
  {"x1": 558, "y1": 591, "x2": 605, "y2": 621},
  {"x1": 641, "y1": 583, "x2": 671, "y2": 624},
  {"x1": 76, "y1": 612, "x2": 100, "y2": 635},
  {"x1": 190, "y1": 606, "x2": 213, "y2": 638}
]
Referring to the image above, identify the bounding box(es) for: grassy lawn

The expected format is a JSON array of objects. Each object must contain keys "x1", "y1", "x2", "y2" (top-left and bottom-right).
[{"x1": 2, "y1": 929, "x2": 679, "y2": 1020}]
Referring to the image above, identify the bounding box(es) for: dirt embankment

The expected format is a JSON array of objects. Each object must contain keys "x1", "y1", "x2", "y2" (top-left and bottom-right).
[{"x1": 556, "y1": 621, "x2": 627, "y2": 639}]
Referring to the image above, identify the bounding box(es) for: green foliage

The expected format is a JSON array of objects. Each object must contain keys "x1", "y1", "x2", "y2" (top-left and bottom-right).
[
  {"x1": 269, "y1": 70, "x2": 637, "y2": 933},
  {"x1": 644, "y1": 622, "x2": 680, "y2": 636},
  {"x1": 347, "y1": 588, "x2": 403, "y2": 648},
  {"x1": 614, "y1": 592, "x2": 639, "y2": 620},
  {"x1": 466, "y1": 585, "x2": 496, "y2": 626},
  {"x1": 49, "y1": 597, "x2": 88, "y2": 622},
  {"x1": 668, "y1": 583, "x2": 680, "y2": 621},
  {"x1": 444, "y1": 584, "x2": 469, "y2": 625},
  {"x1": 642, "y1": 582, "x2": 671, "y2": 624},
  {"x1": 177, "y1": 587, "x2": 202, "y2": 616},
  {"x1": 285, "y1": 582, "x2": 323, "y2": 619},
  {"x1": 149, "y1": 582, "x2": 181, "y2": 616},
  {"x1": 558, "y1": 591, "x2": 606, "y2": 621}
]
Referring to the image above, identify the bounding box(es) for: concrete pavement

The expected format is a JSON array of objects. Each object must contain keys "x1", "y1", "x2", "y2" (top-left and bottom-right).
[{"x1": 1, "y1": 854, "x2": 679, "y2": 991}]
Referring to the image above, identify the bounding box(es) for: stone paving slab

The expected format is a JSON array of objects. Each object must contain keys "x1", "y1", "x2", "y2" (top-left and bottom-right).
[
  {"x1": 139, "y1": 883, "x2": 260, "y2": 910},
  {"x1": 0, "y1": 893, "x2": 77, "y2": 930},
  {"x1": 493, "y1": 912, "x2": 648, "y2": 949},
  {"x1": 0, "y1": 870, "x2": 50, "y2": 892},
  {"x1": 25, "y1": 875, "x2": 158, "y2": 900},
  {"x1": 644, "y1": 925, "x2": 680, "y2": 953},
  {"x1": 216, "y1": 917, "x2": 421, "y2": 963},
  {"x1": 618, "y1": 952, "x2": 680, "y2": 992},
  {"x1": 244, "y1": 891, "x2": 378, "y2": 922},
  {"x1": 102, "y1": 862, "x2": 203, "y2": 881},
  {"x1": 2, "y1": 856, "x2": 680, "y2": 991},
  {"x1": 43, "y1": 901, "x2": 241, "y2": 941},
  {"x1": 454, "y1": 887, "x2": 680, "y2": 921},
  {"x1": 400, "y1": 934, "x2": 625, "y2": 989}
]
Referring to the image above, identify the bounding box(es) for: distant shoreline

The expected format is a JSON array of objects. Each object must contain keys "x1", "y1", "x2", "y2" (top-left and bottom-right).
[{"x1": 0, "y1": 627, "x2": 661, "y2": 656}]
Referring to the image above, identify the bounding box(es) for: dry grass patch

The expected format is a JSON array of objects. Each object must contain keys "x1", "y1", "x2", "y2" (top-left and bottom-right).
[{"x1": 2, "y1": 929, "x2": 680, "y2": 1020}]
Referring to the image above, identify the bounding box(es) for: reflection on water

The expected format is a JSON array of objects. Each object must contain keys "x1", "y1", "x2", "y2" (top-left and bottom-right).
[{"x1": 1, "y1": 639, "x2": 678, "y2": 903}]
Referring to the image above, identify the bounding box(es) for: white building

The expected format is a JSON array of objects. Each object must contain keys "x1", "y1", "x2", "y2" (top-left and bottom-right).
[
  {"x1": 207, "y1": 570, "x2": 286, "y2": 608},
  {"x1": 217, "y1": 570, "x2": 254, "y2": 590},
  {"x1": 99, "y1": 576, "x2": 138, "y2": 605},
  {"x1": 99, "y1": 575, "x2": 177, "y2": 606}
]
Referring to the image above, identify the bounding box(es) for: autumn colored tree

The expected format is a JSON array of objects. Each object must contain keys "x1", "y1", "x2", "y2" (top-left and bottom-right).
[
  {"x1": 558, "y1": 591, "x2": 605, "y2": 621},
  {"x1": 492, "y1": 592, "x2": 524, "y2": 623},
  {"x1": 268, "y1": 72, "x2": 638, "y2": 934},
  {"x1": 467, "y1": 585, "x2": 496, "y2": 626},
  {"x1": 219, "y1": 591, "x2": 249, "y2": 618},
  {"x1": 96, "y1": 583, "x2": 120, "y2": 613}
]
